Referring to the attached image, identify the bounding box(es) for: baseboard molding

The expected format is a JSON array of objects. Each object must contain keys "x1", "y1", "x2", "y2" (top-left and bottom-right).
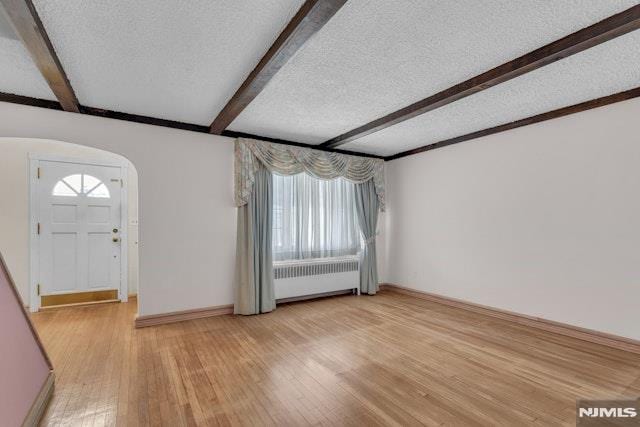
[
  {"x1": 135, "y1": 304, "x2": 233, "y2": 328},
  {"x1": 23, "y1": 371, "x2": 54, "y2": 427},
  {"x1": 277, "y1": 289, "x2": 355, "y2": 304},
  {"x1": 39, "y1": 299, "x2": 120, "y2": 311},
  {"x1": 380, "y1": 284, "x2": 640, "y2": 355}
]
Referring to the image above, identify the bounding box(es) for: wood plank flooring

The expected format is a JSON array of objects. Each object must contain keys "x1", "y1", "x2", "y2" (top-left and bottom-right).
[{"x1": 31, "y1": 290, "x2": 640, "y2": 426}]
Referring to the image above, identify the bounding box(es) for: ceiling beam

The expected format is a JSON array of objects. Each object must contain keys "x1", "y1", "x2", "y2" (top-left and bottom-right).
[
  {"x1": 0, "y1": 0, "x2": 79, "y2": 112},
  {"x1": 220, "y1": 130, "x2": 382, "y2": 159},
  {"x1": 0, "y1": 93, "x2": 383, "y2": 159},
  {"x1": 81, "y1": 105, "x2": 210, "y2": 133},
  {"x1": 322, "y1": 5, "x2": 640, "y2": 148},
  {"x1": 384, "y1": 86, "x2": 640, "y2": 161},
  {"x1": 209, "y1": 0, "x2": 348, "y2": 134},
  {"x1": 0, "y1": 92, "x2": 61, "y2": 110}
]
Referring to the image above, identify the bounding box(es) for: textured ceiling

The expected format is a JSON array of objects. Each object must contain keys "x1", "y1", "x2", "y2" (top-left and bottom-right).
[
  {"x1": 0, "y1": 6, "x2": 56, "y2": 100},
  {"x1": 1, "y1": 0, "x2": 638, "y2": 157},
  {"x1": 342, "y1": 30, "x2": 640, "y2": 156},
  {"x1": 228, "y1": 0, "x2": 638, "y2": 144},
  {"x1": 0, "y1": 37, "x2": 56, "y2": 100},
  {"x1": 0, "y1": 7, "x2": 16, "y2": 39},
  {"x1": 31, "y1": 0, "x2": 304, "y2": 125}
]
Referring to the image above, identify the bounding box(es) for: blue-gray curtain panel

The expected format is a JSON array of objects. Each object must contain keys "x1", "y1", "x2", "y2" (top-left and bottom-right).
[
  {"x1": 354, "y1": 179, "x2": 379, "y2": 295},
  {"x1": 234, "y1": 163, "x2": 276, "y2": 315}
]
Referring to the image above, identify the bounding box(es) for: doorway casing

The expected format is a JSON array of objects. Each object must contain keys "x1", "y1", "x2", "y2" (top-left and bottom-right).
[{"x1": 28, "y1": 153, "x2": 129, "y2": 312}]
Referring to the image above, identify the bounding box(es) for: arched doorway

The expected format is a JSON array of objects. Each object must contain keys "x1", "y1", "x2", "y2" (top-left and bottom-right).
[{"x1": 0, "y1": 138, "x2": 139, "y2": 313}]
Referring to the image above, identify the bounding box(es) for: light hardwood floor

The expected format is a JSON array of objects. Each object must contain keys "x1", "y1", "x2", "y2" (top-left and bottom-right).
[{"x1": 31, "y1": 290, "x2": 640, "y2": 426}]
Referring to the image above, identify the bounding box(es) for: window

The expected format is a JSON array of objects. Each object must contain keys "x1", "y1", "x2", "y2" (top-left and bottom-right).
[
  {"x1": 272, "y1": 173, "x2": 360, "y2": 261},
  {"x1": 52, "y1": 174, "x2": 110, "y2": 198}
]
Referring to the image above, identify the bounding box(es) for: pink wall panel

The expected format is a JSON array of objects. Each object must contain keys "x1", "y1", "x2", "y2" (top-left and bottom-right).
[{"x1": 0, "y1": 255, "x2": 51, "y2": 427}]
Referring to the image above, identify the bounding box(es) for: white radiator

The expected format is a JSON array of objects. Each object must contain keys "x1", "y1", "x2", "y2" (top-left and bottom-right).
[{"x1": 274, "y1": 256, "x2": 359, "y2": 300}]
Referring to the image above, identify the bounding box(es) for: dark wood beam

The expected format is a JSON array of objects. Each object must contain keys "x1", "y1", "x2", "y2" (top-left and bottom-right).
[
  {"x1": 385, "y1": 86, "x2": 640, "y2": 161},
  {"x1": 209, "y1": 0, "x2": 348, "y2": 134},
  {"x1": 83, "y1": 108, "x2": 383, "y2": 158},
  {"x1": 0, "y1": 0, "x2": 80, "y2": 112},
  {"x1": 81, "y1": 106, "x2": 210, "y2": 133},
  {"x1": 323, "y1": 5, "x2": 640, "y2": 148},
  {"x1": 0, "y1": 92, "x2": 62, "y2": 110},
  {"x1": 220, "y1": 130, "x2": 382, "y2": 159},
  {"x1": 0, "y1": 93, "x2": 382, "y2": 159}
]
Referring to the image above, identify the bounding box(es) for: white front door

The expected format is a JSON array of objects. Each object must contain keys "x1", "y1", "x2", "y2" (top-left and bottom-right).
[{"x1": 34, "y1": 159, "x2": 125, "y2": 307}]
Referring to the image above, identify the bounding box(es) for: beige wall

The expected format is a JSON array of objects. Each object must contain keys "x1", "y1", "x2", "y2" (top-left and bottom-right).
[
  {"x1": 384, "y1": 97, "x2": 640, "y2": 340},
  {"x1": 0, "y1": 138, "x2": 139, "y2": 304},
  {"x1": 0, "y1": 102, "x2": 236, "y2": 316}
]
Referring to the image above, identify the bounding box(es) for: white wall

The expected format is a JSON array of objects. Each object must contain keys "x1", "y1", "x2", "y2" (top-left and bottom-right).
[
  {"x1": 1, "y1": 97, "x2": 635, "y2": 338},
  {"x1": 0, "y1": 102, "x2": 236, "y2": 316},
  {"x1": 385, "y1": 97, "x2": 640, "y2": 340},
  {"x1": 0, "y1": 138, "x2": 139, "y2": 304}
]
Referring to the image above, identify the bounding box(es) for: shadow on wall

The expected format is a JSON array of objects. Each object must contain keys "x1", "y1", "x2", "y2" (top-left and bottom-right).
[{"x1": 0, "y1": 137, "x2": 139, "y2": 311}]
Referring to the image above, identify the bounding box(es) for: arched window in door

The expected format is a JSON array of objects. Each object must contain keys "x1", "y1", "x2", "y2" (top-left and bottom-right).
[{"x1": 52, "y1": 174, "x2": 111, "y2": 198}]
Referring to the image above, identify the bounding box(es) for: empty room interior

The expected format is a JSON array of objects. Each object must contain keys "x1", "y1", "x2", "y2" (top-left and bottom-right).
[{"x1": 1, "y1": 1, "x2": 640, "y2": 426}]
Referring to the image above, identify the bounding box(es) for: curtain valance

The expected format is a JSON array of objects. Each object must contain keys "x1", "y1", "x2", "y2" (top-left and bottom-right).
[{"x1": 235, "y1": 138, "x2": 385, "y2": 211}]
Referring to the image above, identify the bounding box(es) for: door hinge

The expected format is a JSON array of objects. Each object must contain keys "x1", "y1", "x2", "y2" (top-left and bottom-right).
[
  {"x1": 121, "y1": 179, "x2": 123, "y2": 188},
  {"x1": 37, "y1": 284, "x2": 40, "y2": 296},
  {"x1": 37, "y1": 167, "x2": 41, "y2": 179},
  {"x1": 37, "y1": 223, "x2": 41, "y2": 235}
]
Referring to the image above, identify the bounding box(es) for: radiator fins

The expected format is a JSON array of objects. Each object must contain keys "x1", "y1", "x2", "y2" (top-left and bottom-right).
[{"x1": 274, "y1": 259, "x2": 359, "y2": 280}]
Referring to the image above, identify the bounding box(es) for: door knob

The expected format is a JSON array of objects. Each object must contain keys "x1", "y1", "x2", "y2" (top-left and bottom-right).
[{"x1": 112, "y1": 237, "x2": 120, "y2": 243}]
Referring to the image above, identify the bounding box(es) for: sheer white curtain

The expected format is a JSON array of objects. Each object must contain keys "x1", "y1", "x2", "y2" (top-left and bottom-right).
[{"x1": 272, "y1": 173, "x2": 361, "y2": 261}]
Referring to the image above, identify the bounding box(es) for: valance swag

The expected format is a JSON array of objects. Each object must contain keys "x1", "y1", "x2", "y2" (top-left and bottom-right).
[{"x1": 235, "y1": 138, "x2": 385, "y2": 211}]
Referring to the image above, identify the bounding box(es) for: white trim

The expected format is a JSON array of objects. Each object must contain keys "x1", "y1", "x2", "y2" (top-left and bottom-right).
[
  {"x1": 29, "y1": 154, "x2": 129, "y2": 311},
  {"x1": 28, "y1": 158, "x2": 39, "y2": 312},
  {"x1": 120, "y1": 163, "x2": 129, "y2": 303},
  {"x1": 28, "y1": 153, "x2": 125, "y2": 168}
]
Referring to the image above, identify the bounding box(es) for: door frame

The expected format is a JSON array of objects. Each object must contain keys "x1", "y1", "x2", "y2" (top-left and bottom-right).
[{"x1": 28, "y1": 153, "x2": 129, "y2": 312}]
